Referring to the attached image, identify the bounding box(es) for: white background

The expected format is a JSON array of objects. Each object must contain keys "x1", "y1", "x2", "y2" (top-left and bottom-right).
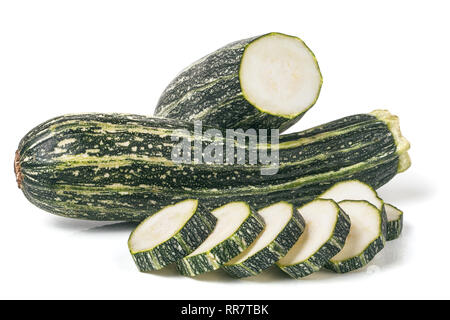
[{"x1": 0, "y1": 0, "x2": 447, "y2": 299}]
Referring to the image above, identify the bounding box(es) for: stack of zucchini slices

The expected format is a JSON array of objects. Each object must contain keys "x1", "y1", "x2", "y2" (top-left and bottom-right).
[{"x1": 128, "y1": 180, "x2": 404, "y2": 278}]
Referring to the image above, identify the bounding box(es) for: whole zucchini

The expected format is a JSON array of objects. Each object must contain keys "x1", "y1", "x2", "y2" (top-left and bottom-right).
[
  {"x1": 155, "y1": 32, "x2": 322, "y2": 132},
  {"x1": 14, "y1": 110, "x2": 410, "y2": 221}
]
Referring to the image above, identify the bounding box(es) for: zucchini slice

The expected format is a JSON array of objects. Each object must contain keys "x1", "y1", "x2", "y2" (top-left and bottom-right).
[
  {"x1": 222, "y1": 202, "x2": 305, "y2": 278},
  {"x1": 325, "y1": 200, "x2": 387, "y2": 273},
  {"x1": 318, "y1": 180, "x2": 390, "y2": 240},
  {"x1": 155, "y1": 32, "x2": 322, "y2": 132},
  {"x1": 385, "y1": 203, "x2": 403, "y2": 241},
  {"x1": 276, "y1": 199, "x2": 351, "y2": 279},
  {"x1": 128, "y1": 199, "x2": 216, "y2": 272},
  {"x1": 319, "y1": 180, "x2": 384, "y2": 211},
  {"x1": 176, "y1": 202, "x2": 265, "y2": 277}
]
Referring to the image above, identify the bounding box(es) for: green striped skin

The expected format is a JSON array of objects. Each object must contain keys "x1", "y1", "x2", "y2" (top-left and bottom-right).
[
  {"x1": 15, "y1": 111, "x2": 409, "y2": 221},
  {"x1": 324, "y1": 200, "x2": 387, "y2": 273},
  {"x1": 176, "y1": 203, "x2": 265, "y2": 276},
  {"x1": 386, "y1": 203, "x2": 403, "y2": 241},
  {"x1": 277, "y1": 200, "x2": 351, "y2": 279},
  {"x1": 129, "y1": 200, "x2": 217, "y2": 272},
  {"x1": 222, "y1": 202, "x2": 305, "y2": 278},
  {"x1": 155, "y1": 32, "x2": 322, "y2": 132}
]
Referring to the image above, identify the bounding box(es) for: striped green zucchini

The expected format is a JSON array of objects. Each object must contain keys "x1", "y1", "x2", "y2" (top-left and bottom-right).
[
  {"x1": 277, "y1": 199, "x2": 351, "y2": 278},
  {"x1": 222, "y1": 202, "x2": 305, "y2": 278},
  {"x1": 155, "y1": 32, "x2": 322, "y2": 132},
  {"x1": 385, "y1": 203, "x2": 403, "y2": 241},
  {"x1": 15, "y1": 110, "x2": 410, "y2": 221},
  {"x1": 325, "y1": 200, "x2": 387, "y2": 273},
  {"x1": 128, "y1": 199, "x2": 217, "y2": 272},
  {"x1": 176, "y1": 202, "x2": 265, "y2": 276}
]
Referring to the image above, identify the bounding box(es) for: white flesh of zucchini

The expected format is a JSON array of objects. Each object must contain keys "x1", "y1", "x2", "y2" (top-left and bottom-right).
[
  {"x1": 129, "y1": 199, "x2": 198, "y2": 253},
  {"x1": 320, "y1": 180, "x2": 383, "y2": 210},
  {"x1": 240, "y1": 33, "x2": 322, "y2": 117},
  {"x1": 385, "y1": 203, "x2": 403, "y2": 241},
  {"x1": 331, "y1": 201, "x2": 382, "y2": 262}
]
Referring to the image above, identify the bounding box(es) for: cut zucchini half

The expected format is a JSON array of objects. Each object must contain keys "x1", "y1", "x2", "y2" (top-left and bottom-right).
[
  {"x1": 277, "y1": 199, "x2": 351, "y2": 279},
  {"x1": 325, "y1": 200, "x2": 387, "y2": 273},
  {"x1": 319, "y1": 180, "x2": 384, "y2": 211},
  {"x1": 385, "y1": 203, "x2": 403, "y2": 241},
  {"x1": 222, "y1": 202, "x2": 305, "y2": 278},
  {"x1": 155, "y1": 32, "x2": 322, "y2": 132},
  {"x1": 176, "y1": 202, "x2": 265, "y2": 277},
  {"x1": 128, "y1": 199, "x2": 217, "y2": 272}
]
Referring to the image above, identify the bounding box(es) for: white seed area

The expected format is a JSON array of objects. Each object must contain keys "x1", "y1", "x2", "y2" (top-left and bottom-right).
[
  {"x1": 187, "y1": 202, "x2": 250, "y2": 256},
  {"x1": 278, "y1": 199, "x2": 338, "y2": 265},
  {"x1": 129, "y1": 199, "x2": 198, "y2": 253},
  {"x1": 240, "y1": 33, "x2": 321, "y2": 117},
  {"x1": 330, "y1": 201, "x2": 381, "y2": 262},
  {"x1": 320, "y1": 180, "x2": 383, "y2": 210},
  {"x1": 226, "y1": 202, "x2": 292, "y2": 265}
]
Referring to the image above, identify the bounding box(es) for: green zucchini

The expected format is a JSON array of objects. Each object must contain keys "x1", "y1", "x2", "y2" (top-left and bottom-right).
[
  {"x1": 277, "y1": 199, "x2": 351, "y2": 278},
  {"x1": 325, "y1": 200, "x2": 387, "y2": 273},
  {"x1": 154, "y1": 32, "x2": 322, "y2": 132},
  {"x1": 15, "y1": 110, "x2": 410, "y2": 221},
  {"x1": 176, "y1": 202, "x2": 265, "y2": 277},
  {"x1": 385, "y1": 203, "x2": 403, "y2": 241},
  {"x1": 222, "y1": 201, "x2": 305, "y2": 278},
  {"x1": 128, "y1": 199, "x2": 216, "y2": 272}
]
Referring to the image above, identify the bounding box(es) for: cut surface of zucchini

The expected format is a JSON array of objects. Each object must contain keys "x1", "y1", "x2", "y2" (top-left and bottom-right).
[
  {"x1": 222, "y1": 202, "x2": 305, "y2": 278},
  {"x1": 128, "y1": 199, "x2": 217, "y2": 272},
  {"x1": 240, "y1": 33, "x2": 322, "y2": 118},
  {"x1": 155, "y1": 33, "x2": 322, "y2": 132},
  {"x1": 319, "y1": 180, "x2": 383, "y2": 210},
  {"x1": 277, "y1": 199, "x2": 350, "y2": 278},
  {"x1": 176, "y1": 202, "x2": 265, "y2": 277},
  {"x1": 385, "y1": 203, "x2": 403, "y2": 241},
  {"x1": 325, "y1": 200, "x2": 386, "y2": 273}
]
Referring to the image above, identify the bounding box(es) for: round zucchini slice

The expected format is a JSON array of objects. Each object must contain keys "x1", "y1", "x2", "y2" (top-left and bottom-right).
[
  {"x1": 385, "y1": 203, "x2": 403, "y2": 241},
  {"x1": 128, "y1": 199, "x2": 216, "y2": 272},
  {"x1": 319, "y1": 179, "x2": 388, "y2": 239},
  {"x1": 155, "y1": 32, "x2": 322, "y2": 132},
  {"x1": 325, "y1": 200, "x2": 387, "y2": 273},
  {"x1": 277, "y1": 199, "x2": 351, "y2": 278},
  {"x1": 319, "y1": 180, "x2": 384, "y2": 211}
]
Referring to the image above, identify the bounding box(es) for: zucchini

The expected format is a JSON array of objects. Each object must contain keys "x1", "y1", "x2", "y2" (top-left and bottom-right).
[
  {"x1": 128, "y1": 199, "x2": 216, "y2": 272},
  {"x1": 222, "y1": 201, "x2": 305, "y2": 278},
  {"x1": 325, "y1": 200, "x2": 387, "y2": 273},
  {"x1": 176, "y1": 202, "x2": 265, "y2": 276},
  {"x1": 319, "y1": 180, "x2": 384, "y2": 212},
  {"x1": 319, "y1": 180, "x2": 404, "y2": 240},
  {"x1": 15, "y1": 110, "x2": 410, "y2": 221},
  {"x1": 385, "y1": 203, "x2": 403, "y2": 241},
  {"x1": 277, "y1": 199, "x2": 351, "y2": 278},
  {"x1": 154, "y1": 32, "x2": 322, "y2": 132}
]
